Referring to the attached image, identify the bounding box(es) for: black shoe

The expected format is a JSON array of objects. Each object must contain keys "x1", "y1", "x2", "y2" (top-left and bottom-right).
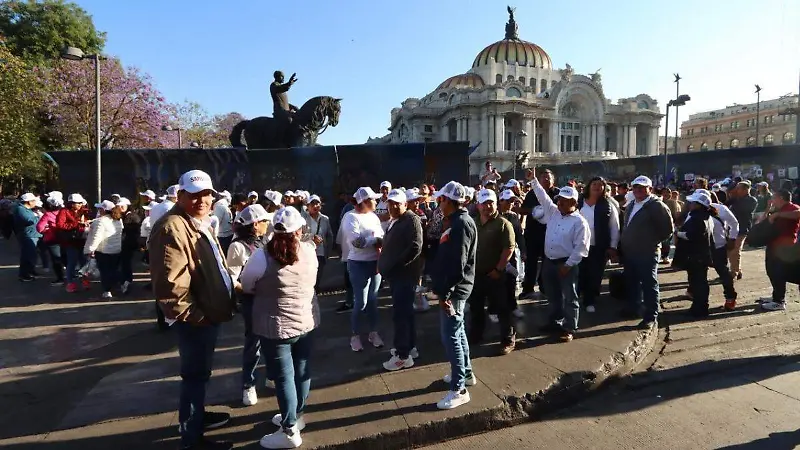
[
  {"x1": 736, "y1": 272, "x2": 743, "y2": 280},
  {"x1": 202, "y1": 411, "x2": 230, "y2": 430},
  {"x1": 636, "y1": 319, "x2": 656, "y2": 330},
  {"x1": 180, "y1": 437, "x2": 233, "y2": 450},
  {"x1": 18, "y1": 275, "x2": 35, "y2": 282},
  {"x1": 336, "y1": 302, "x2": 353, "y2": 313}
]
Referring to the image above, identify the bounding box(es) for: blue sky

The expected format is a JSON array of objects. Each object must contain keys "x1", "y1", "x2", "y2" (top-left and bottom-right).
[{"x1": 75, "y1": 0, "x2": 799, "y2": 146}]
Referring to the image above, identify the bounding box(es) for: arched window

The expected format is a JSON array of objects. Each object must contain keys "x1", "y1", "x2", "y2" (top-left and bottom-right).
[
  {"x1": 783, "y1": 132, "x2": 795, "y2": 143},
  {"x1": 730, "y1": 138, "x2": 740, "y2": 148},
  {"x1": 540, "y1": 79, "x2": 547, "y2": 93},
  {"x1": 506, "y1": 87, "x2": 522, "y2": 98},
  {"x1": 448, "y1": 94, "x2": 455, "y2": 105},
  {"x1": 507, "y1": 75, "x2": 514, "y2": 82},
  {"x1": 495, "y1": 74, "x2": 502, "y2": 84},
  {"x1": 637, "y1": 100, "x2": 649, "y2": 109},
  {"x1": 764, "y1": 133, "x2": 774, "y2": 145},
  {"x1": 700, "y1": 142, "x2": 709, "y2": 151},
  {"x1": 746, "y1": 136, "x2": 756, "y2": 146},
  {"x1": 687, "y1": 144, "x2": 694, "y2": 152},
  {"x1": 714, "y1": 140, "x2": 723, "y2": 150},
  {"x1": 518, "y1": 77, "x2": 525, "y2": 84},
  {"x1": 447, "y1": 120, "x2": 457, "y2": 141},
  {"x1": 438, "y1": 92, "x2": 447, "y2": 99},
  {"x1": 530, "y1": 78, "x2": 537, "y2": 90}
]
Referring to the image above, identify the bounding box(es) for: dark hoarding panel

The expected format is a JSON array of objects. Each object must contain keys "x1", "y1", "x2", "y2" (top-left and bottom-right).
[{"x1": 424, "y1": 141, "x2": 471, "y2": 187}]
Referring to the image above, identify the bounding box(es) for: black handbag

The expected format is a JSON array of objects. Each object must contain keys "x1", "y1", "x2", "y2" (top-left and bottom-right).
[{"x1": 746, "y1": 218, "x2": 780, "y2": 248}]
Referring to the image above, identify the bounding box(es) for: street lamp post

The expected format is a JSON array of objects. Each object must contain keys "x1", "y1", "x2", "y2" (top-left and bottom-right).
[
  {"x1": 663, "y1": 99, "x2": 673, "y2": 185},
  {"x1": 62, "y1": 46, "x2": 104, "y2": 203},
  {"x1": 755, "y1": 84, "x2": 762, "y2": 146},
  {"x1": 162, "y1": 125, "x2": 183, "y2": 149},
  {"x1": 514, "y1": 129, "x2": 527, "y2": 179},
  {"x1": 673, "y1": 74, "x2": 681, "y2": 156},
  {"x1": 663, "y1": 94, "x2": 691, "y2": 187}
]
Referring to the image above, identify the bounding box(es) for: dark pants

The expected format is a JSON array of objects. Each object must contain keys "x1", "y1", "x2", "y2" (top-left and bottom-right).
[
  {"x1": 261, "y1": 331, "x2": 313, "y2": 429},
  {"x1": 686, "y1": 259, "x2": 709, "y2": 313},
  {"x1": 711, "y1": 246, "x2": 737, "y2": 300},
  {"x1": 240, "y1": 296, "x2": 262, "y2": 389},
  {"x1": 344, "y1": 263, "x2": 354, "y2": 305},
  {"x1": 390, "y1": 280, "x2": 416, "y2": 359},
  {"x1": 65, "y1": 246, "x2": 86, "y2": 283},
  {"x1": 218, "y1": 235, "x2": 233, "y2": 256},
  {"x1": 119, "y1": 246, "x2": 135, "y2": 284},
  {"x1": 541, "y1": 258, "x2": 581, "y2": 332},
  {"x1": 578, "y1": 245, "x2": 607, "y2": 307},
  {"x1": 175, "y1": 321, "x2": 220, "y2": 447},
  {"x1": 522, "y1": 237, "x2": 544, "y2": 293},
  {"x1": 623, "y1": 254, "x2": 660, "y2": 322},
  {"x1": 37, "y1": 239, "x2": 50, "y2": 269},
  {"x1": 423, "y1": 239, "x2": 439, "y2": 276},
  {"x1": 468, "y1": 274, "x2": 514, "y2": 345},
  {"x1": 765, "y1": 247, "x2": 787, "y2": 302},
  {"x1": 315, "y1": 255, "x2": 326, "y2": 292},
  {"x1": 17, "y1": 236, "x2": 38, "y2": 278},
  {"x1": 45, "y1": 243, "x2": 64, "y2": 281},
  {"x1": 95, "y1": 252, "x2": 121, "y2": 292},
  {"x1": 505, "y1": 273, "x2": 519, "y2": 311}
]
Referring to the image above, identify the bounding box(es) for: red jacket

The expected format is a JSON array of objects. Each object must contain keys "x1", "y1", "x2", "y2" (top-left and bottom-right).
[
  {"x1": 36, "y1": 210, "x2": 60, "y2": 244},
  {"x1": 55, "y1": 208, "x2": 88, "y2": 247}
]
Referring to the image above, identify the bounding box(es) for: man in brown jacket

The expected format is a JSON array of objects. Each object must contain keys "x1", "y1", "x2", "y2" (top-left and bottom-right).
[{"x1": 149, "y1": 169, "x2": 236, "y2": 450}]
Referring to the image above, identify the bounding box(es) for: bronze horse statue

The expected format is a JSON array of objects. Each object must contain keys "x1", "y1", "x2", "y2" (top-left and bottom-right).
[{"x1": 229, "y1": 96, "x2": 341, "y2": 149}]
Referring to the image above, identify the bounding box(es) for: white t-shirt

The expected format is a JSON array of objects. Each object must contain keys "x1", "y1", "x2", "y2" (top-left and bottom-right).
[
  {"x1": 149, "y1": 199, "x2": 175, "y2": 225},
  {"x1": 340, "y1": 210, "x2": 384, "y2": 262},
  {"x1": 376, "y1": 198, "x2": 390, "y2": 230}
]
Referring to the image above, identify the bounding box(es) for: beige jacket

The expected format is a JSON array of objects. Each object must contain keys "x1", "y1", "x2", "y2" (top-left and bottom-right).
[{"x1": 149, "y1": 206, "x2": 236, "y2": 324}]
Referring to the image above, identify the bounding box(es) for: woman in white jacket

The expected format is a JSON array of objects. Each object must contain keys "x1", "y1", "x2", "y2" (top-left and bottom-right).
[{"x1": 84, "y1": 200, "x2": 124, "y2": 299}]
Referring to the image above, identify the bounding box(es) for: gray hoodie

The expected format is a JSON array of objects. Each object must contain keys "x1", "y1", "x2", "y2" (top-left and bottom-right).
[{"x1": 620, "y1": 196, "x2": 674, "y2": 259}]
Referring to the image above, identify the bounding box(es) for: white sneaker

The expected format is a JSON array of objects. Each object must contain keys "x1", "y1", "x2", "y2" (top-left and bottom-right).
[
  {"x1": 271, "y1": 413, "x2": 306, "y2": 431},
  {"x1": 488, "y1": 314, "x2": 499, "y2": 323},
  {"x1": 391, "y1": 347, "x2": 420, "y2": 359},
  {"x1": 243, "y1": 386, "x2": 258, "y2": 406},
  {"x1": 512, "y1": 308, "x2": 525, "y2": 319},
  {"x1": 259, "y1": 424, "x2": 302, "y2": 449},
  {"x1": 761, "y1": 301, "x2": 786, "y2": 311},
  {"x1": 586, "y1": 305, "x2": 596, "y2": 313},
  {"x1": 265, "y1": 378, "x2": 275, "y2": 389},
  {"x1": 121, "y1": 281, "x2": 130, "y2": 294},
  {"x1": 443, "y1": 373, "x2": 477, "y2": 386},
  {"x1": 368, "y1": 331, "x2": 384, "y2": 348},
  {"x1": 350, "y1": 335, "x2": 363, "y2": 352},
  {"x1": 383, "y1": 354, "x2": 414, "y2": 371},
  {"x1": 101, "y1": 291, "x2": 112, "y2": 299},
  {"x1": 436, "y1": 389, "x2": 471, "y2": 410}
]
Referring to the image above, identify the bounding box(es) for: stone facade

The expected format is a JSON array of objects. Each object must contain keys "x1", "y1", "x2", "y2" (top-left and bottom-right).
[
  {"x1": 678, "y1": 94, "x2": 798, "y2": 153},
  {"x1": 367, "y1": 8, "x2": 663, "y2": 176}
]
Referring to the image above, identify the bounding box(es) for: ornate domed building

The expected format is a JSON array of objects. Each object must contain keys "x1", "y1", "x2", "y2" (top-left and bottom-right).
[{"x1": 368, "y1": 7, "x2": 663, "y2": 176}]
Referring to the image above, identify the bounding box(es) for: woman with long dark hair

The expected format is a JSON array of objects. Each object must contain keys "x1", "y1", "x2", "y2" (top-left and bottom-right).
[
  {"x1": 577, "y1": 177, "x2": 620, "y2": 313},
  {"x1": 675, "y1": 190, "x2": 715, "y2": 317},
  {"x1": 239, "y1": 207, "x2": 320, "y2": 449}
]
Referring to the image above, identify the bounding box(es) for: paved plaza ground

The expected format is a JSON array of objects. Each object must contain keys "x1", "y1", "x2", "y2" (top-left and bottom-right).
[{"x1": 0, "y1": 238, "x2": 795, "y2": 449}]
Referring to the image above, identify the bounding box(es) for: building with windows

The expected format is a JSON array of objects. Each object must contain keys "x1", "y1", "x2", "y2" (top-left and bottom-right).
[
  {"x1": 678, "y1": 94, "x2": 798, "y2": 153},
  {"x1": 366, "y1": 7, "x2": 663, "y2": 176}
]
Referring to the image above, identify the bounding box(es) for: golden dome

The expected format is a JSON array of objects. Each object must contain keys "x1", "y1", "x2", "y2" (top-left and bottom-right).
[
  {"x1": 437, "y1": 73, "x2": 486, "y2": 90},
  {"x1": 472, "y1": 6, "x2": 552, "y2": 69}
]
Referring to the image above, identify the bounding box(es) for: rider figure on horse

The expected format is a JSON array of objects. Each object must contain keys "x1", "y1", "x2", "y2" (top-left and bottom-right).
[{"x1": 270, "y1": 70, "x2": 298, "y2": 126}]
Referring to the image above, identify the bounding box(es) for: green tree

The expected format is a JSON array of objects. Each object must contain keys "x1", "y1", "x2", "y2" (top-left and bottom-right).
[
  {"x1": 0, "y1": 45, "x2": 44, "y2": 181},
  {"x1": 0, "y1": 0, "x2": 106, "y2": 65}
]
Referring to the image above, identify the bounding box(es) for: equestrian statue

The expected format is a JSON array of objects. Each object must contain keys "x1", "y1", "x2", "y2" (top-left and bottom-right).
[{"x1": 229, "y1": 70, "x2": 342, "y2": 149}]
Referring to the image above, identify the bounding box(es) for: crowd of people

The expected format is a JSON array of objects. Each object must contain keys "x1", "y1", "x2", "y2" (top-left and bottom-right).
[{"x1": 1, "y1": 162, "x2": 799, "y2": 450}]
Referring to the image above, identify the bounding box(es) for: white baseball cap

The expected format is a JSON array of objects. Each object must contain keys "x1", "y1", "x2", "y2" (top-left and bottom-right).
[
  {"x1": 557, "y1": 186, "x2": 579, "y2": 201},
  {"x1": 354, "y1": 186, "x2": 381, "y2": 204},
  {"x1": 139, "y1": 189, "x2": 156, "y2": 199},
  {"x1": 387, "y1": 188, "x2": 407, "y2": 204},
  {"x1": 272, "y1": 207, "x2": 305, "y2": 233},
  {"x1": 284, "y1": 190, "x2": 295, "y2": 197},
  {"x1": 433, "y1": 181, "x2": 467, "y2": 203},
  {"x1": 499, "y1": 189, "x2": 517, "y2": 201},
  {"x1": 178, "y1": 170, "x2": 216, "y2": 194},
  {"x1": 46, "y1": 196, "x2": 64, "y2": 207},
  {"x1": 476, "y1": 188, "x2": 498, "y2": 204},
  {"x1": 47, "y1": 191, "x2": 64, "y2": 200},
  {"x1": 264, "y1": 190, "x2": 283, "y2": 205},
  {"x1": 20, "y1": 193, "x2": 37, "y2": 202},
  {"x1": 247, "y1": 190, "x2": 259, "y2": 199},
  {"x1": 296, "y1": 190, "x2": 309, "y2": 199},
  {"x1": 165, "y1": 184, "x2": 180, "y2": 198},
  {"x1": 116, "y1": 197, "x2": 131, "y2": 207},
  {"x1": 236, "y1": 204, "x2": 269, "y2": 226},
  {"x1": 631, "y1": 175, "x2": 653, "y2": 187},
  {"x1": 94, "y1": 200, "x2": 115, "y2": 211},
  {"x1": 686, "y1": 191, "x2": 711, "y2": 207},
  {"x1": 380, "y1": 181, "x2": 392, "y2": 189},
  {"x1": 305, "y1": 194, "x2": 321, "y2": 204},
  {"x1": 219, "y1": 190, "x2": 232, "y2": 200},
  {"x1": 505, "y1": 179, "x2": 520, "y2": 189},
  {"x1": 68, "y1": 193, "x2": 87, "y2": 204},
  {"x1": 34, "y1": 199, "x2": 43, "y2": 208},
  {"x1": 110, "y1": 193, "x2": 121, "y2": 200},
  {"x1": 465, "y1": 187, "x2": 476, "y2": 199}
]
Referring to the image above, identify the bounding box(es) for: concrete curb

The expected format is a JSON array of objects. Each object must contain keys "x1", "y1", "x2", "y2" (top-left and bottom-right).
[{"x1": 310, "y1": 325, "x2": 659, "y2": 450}]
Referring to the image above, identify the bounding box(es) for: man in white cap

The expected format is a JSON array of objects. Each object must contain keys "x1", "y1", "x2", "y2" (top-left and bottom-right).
[
  {"x1": 520, "y1": 168, "x2": 560, "y2": 299},
  {"x1": 301, "y1": 194, "x2": 334, "y2": 292},
  {"x1": 247, "y1": 191, "x2": 259, "y2": 205},
  {"x1": 139, "y1": 189, "x2": 158, "y2": 209},
  {"x1": 12, "y1": 193, "x2": 42, "y2": 281},
  {"x1": 149, "y1": 184, "x2": 179, "y2": 226},
  {"x1": 213, "y1": 190, "x2": 234, "y2": 254},
  {"x1": 117, "y1": 197, "x2": 140, "y2": 295},
  {"x1": 378, "y1": 188, "x2": 423, "y2": 371},
  {"x1": 149, "y1": 169, "x2": 236, "y2": 450},
  {"x1": 620, "y1": 175, "x2": 674, "y2": 329},
  {"x1": 375, "y1": 181, "x2": 392, "y2": 230},
  {"x1": 528, "y1": 167, "x2": 590, "y2": 341}
]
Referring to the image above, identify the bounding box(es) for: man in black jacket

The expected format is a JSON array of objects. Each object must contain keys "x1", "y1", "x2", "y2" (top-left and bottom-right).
[
  {"x1": 519, "y1": 168, "x2": 559, "y2": 299},
  {"x1": 726, "y1": 181, "x2": 758, "y2": 280},
  {"x1": 117, "y1": 197, "x2": 141, "y2": 295},
  {"x1": 379, "y1": 189, "x2": 423, "y2": 372}
]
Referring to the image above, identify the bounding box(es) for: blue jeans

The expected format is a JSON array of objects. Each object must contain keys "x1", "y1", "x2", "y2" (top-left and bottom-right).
[
  {"x1": 119, "y1": 247, "x2": 135, "y2": 284},
  {"x1": 347, "y1": 260, "x2": 381, "y2": 334},
  {"x1": 240, "y1": 296, "x2": 262, "y2": 389},
  {"x1": 261, "y1": 331, "x2": 313, "y2": 429},
  {"x1": 95, "y1": 251, "x2": 121, "y2": 292},
  {"x1": 440, "y1": 299, "x2": 472, "y2": 392},
  {"x1": 45, "y1": 243, "x2": 64, "y2": 281},
  {"x1": 542, "y1": 258, "x2": 581, "y2": 332},
  {"x1": 390, "y1": 279, "x2": 416, "y2": 359},
  {"x1": 175, "y1": 321, "x2": 220, "y2": 447},
  {"x1": 17, "y1": 236, "x2": 38, "y2": 278},
  {"x1": 64, "y1": 246, "x2": 86, "y2": 283},
  {"x1": 623, "y1": 254, "x2": 660, "y2": 322}
]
